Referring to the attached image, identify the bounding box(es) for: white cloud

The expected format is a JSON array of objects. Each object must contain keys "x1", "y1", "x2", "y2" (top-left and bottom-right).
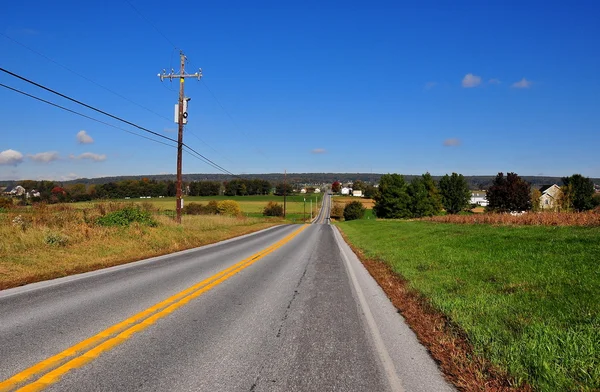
[
  {"x1": 512, "y1": 78, "x2": 533, "y2": 89},
  {"x1": 28, "y1": 151, "x2": 60, "y2": 163},
  {"x1": 424, "y1": 81, "x2": 437, "y2": 90},
  {"x1": 0, "y1": 149, "x2": 24, "y2": 165},
  {"x1": 76, "y1": 130, "x2": 94, "y2": 144},
  {"x1": 462, "y1": 73, "x2": 482, "y2": 88},
  {"x1": 311, "y1": 148, "x2": 327, "y2": 154},
  {"x1": 489, "y1": 78, "x2": 501, "y2": 85},
  {"x1": 71, "y1": 152, "x2": 106, "y2": 162},
  {"x1": 443, "y1": 138, "x2": 461, "y2": 147}
]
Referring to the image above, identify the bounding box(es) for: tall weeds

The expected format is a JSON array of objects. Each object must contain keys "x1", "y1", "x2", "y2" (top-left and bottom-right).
[{"x1": 423, "y1": 211, "x2": 600, "y2": 226}]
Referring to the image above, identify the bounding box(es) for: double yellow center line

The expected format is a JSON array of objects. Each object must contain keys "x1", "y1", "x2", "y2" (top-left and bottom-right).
[{"x1": 1, "y1": 224, "x2": 308, "y2": 392}]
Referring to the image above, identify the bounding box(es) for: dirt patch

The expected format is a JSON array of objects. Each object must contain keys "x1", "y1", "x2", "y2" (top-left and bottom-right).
[{"x1": 339, "y1": 230, "x2": 532, "y2": 392}]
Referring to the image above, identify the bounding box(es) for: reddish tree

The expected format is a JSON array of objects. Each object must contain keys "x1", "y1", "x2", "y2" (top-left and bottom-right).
[{"x1": 332, "y1": 181, "x2": 341, "y2": 193}]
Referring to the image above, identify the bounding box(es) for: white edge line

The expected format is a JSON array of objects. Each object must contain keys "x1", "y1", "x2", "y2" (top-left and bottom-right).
[
  {"x1": 333, "y1": 225, "x2": 405, "y2": 392},
  {"x1": 0, "y1": 224, "x2": 287, "y2": 299}
]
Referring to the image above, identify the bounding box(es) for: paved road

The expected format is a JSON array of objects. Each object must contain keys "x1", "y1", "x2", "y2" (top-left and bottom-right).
[{"x1": 0, "y1": 194, "x2": 453, "y2": 391}]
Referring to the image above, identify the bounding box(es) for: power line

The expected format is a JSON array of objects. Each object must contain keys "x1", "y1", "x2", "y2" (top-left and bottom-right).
[
  {"x1": 123, "y1": 0, "x2": 179, "y2": 50},
  {"x1": 0, "y1": 32, "x2": 174, "y2": 125},
  {"x1": 0, "y1": 82, "x2": 177, "y2": 149},
  {"x1": 183, "y1": 144, "x2": 236, "y2": 176},
  {"x1": 1, "y1": 81, "x2": 239, "y2": 176},
  {"x1": 0, "y1": 67, "x2": 177, "y2": 144}
]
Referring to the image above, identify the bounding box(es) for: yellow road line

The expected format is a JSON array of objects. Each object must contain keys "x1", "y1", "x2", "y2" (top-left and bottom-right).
[{"x1": 0, "y1": 224, "x2": 308, "y2": 392}]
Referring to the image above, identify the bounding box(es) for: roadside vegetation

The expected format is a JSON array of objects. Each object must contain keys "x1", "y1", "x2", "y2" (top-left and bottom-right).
[
  {"x1": 338, "y1": 219, "x2": 599, "y2": 391},
  {"x1": 0, "y1": 201, "x2": 281, "y2": 290}
]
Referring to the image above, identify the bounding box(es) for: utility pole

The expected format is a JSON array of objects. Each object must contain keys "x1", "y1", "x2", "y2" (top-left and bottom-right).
[
  {"x1": 158, "y1": 51, "x2": 202, "y2": 224},
  {"x1": 283, "y1": 169, "x2": 287, "y2": 219},
  {"x1": 310, "y1": 198, "x2": 312, "y2": 221},
  {"x1": 303, "y1": 197, "x2": 306, "y2": 222}
]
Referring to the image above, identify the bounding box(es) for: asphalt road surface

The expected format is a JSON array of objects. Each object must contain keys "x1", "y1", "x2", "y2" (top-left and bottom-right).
[{"x1": 0, "y1": 193, "x2": 453, "y2": 391}]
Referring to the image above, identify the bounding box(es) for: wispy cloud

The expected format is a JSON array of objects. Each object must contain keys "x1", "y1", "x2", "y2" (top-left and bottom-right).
[
  {"x1": 28, "y1": 151, "x2": 60, "y2": 163},
  {"x1": 511, "y1": 78, "x2": 533, "y2": 89},
  {"x1": 443, "y1": 138, "x2": 461, "y2": 147},
  {"x1": 0, "y1": 149, "x2": 24, "y2": 165},
  {"x1": 76, "y1": 130, "x2": 94, "y2": 144},
  {"x1": 462, "y1": 73, "x2": 482, "y2": 88},
  {"x1": 489, "y1": 78, "x2": 501, "y2": 85},
  {"x1": 424, "y1": 81, "x2": 437, "y2": 90},
  {"x1": 70, "y1": 152, "x2": 106, "y2": 162},
  {"x1": 311, "y1": 148, "x2": 327, "y2": 154}
]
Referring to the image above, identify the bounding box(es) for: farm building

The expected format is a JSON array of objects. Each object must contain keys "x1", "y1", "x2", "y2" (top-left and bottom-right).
[
  {"x1": 352, "y1": 190, "x2": 363, "y2": 197},
  {"x1": 341, "y1": 187, "x2": 351, "y2": 195},
  {"x1": 539, "y1": 184, "x2": 561, "y2": 210},
  {"x1": 470, "y1": 190, "x2": 488, "y2": 206}
]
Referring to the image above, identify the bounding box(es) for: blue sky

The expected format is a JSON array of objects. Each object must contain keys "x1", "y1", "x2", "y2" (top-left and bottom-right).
[{"x1": 1, "y1": 0, "x2": 599, "y2": 181}]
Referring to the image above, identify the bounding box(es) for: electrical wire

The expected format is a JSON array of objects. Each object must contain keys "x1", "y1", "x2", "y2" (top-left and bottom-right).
[
  {"x1": 0, "y1": 76, "x2": 239, "y2": 176},
  {"x1": 0, "y1": 67, "x2": 178, "y2": 144},
  {"x1": 0, "y1": 32, "x2": 174, "y2": 125},
  {"x1": 123, "y1": 0, "x2": 179, "y2": 51},
  {"x1": 0, "y1": 83, "x2": 177, "y2": 149}
]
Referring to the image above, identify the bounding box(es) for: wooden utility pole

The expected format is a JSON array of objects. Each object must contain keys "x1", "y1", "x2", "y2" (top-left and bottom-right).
[
  {"x1": 283, "y1": 169, "x2": 287, "y2": 219},
  {"x1": 158, "y1": 51, "x2": 202, "y2": 223}
]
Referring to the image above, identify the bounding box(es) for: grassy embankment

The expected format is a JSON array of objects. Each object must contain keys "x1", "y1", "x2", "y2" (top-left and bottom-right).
[
  {"x1": 338, "y1": 219, "x2": 599, "y2": 391},
  {"x1": 0, "y1": 199, "x2": 294, "y2": 290}
]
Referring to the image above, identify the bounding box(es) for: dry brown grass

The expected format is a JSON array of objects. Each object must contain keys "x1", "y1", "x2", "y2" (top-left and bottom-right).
[
  {"x1": 333, "y1": 196, "x2": 375, "y2": 209},
  {"x1": 0, "y1": 203, "x2": 280, "y2": 290},
  {"x1": 423, "y1": 211, "x2": 600, "y2": 226}
]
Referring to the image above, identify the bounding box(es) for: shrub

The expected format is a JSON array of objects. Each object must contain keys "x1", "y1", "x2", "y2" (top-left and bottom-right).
[
  {"x1": 205, "y1": 200, "x2": 219, "y2": 215},
  {"x1": 344, "y1": 201, "x2": 366, "y2": 221},
  {"x1": 217, "y1": 200, "x2": 241, "y2": 217},
  {"x1": 96, "y1": 207, "x2": 157, "y2": 227},
  {"x1": 183, "y1": 202, "x2": 206, "y2": 215},
  {"x1": 330, "y1": 203, "x2": 344, "y2": 219},
  {"x1": 263, "y1": 201, "x2": 284, "y2": 217},
  {"x1": 44, "y1": 232, "x2": 70, "y2": 247},
  {"x1": 0, "y1": 197, "x2": 13, "y2": 209}
]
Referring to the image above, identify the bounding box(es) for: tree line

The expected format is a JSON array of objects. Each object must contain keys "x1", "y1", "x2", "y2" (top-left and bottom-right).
[
  {"x1": 7, "y1": 178, "x2": 277, "y2": 204},
  {"x1": 370, "y1": 172, "x2": 598, "y2": 219}
]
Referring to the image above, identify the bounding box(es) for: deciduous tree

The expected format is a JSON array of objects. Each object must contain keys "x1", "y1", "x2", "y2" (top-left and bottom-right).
[
  {"x1": 332, "y1": 181, "x2": 341, "y2": 193},
  {"x1": 486, "y1": 172, "x2": 532, "y2": 212},
  {"x1": 561, "y1": 174, "x2": 595, "y2": 211}
]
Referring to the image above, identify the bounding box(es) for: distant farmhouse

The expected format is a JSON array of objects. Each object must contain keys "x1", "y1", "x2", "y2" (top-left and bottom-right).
[
  {"x1": 341, "y1": 187, "x2": 351, "y2": 195},
  {"x1": 470, "y1": 190, "x2": 488, "y2": 206},
  {"x1": 539, "y1": 184, "x2": 561, "y2": 210},
  {"x1": 352, "y1": 190, "x2": 363, "y2": 197},
  {"x1": 3, "y1": 185, "x2": 26, "y2": 197}
]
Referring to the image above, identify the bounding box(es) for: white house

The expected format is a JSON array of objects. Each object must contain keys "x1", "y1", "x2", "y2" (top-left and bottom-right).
[
  {"x1": 539, "y1": 184, "x2": 561, "y2": 210},
  {"x1": 352, "y1": 190, "x2": 363, "y2": 197},
  {"x1": 470, "y1": 190, "x2": 488, "y2": 206},
  {"x1": 341, "y1": 187, "x2": 351, "y2": 195},
  {"x1": 314, "y1": 188, "x2": 321, "y2": 193},
  {"x1": 300, "y1": 188, "x2": 307, "y2": 194},
  {"x1": 8, "y1": 185, "x2": 26, "y2": 197}
]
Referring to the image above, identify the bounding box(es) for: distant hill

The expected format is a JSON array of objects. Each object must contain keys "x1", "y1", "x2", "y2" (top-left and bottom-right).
[{"x1": 2, "y1": 173, "x2": 599, "y2": 191}]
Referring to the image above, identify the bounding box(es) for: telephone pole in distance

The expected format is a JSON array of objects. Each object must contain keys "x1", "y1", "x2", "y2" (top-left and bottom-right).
[{"x1": 158, "y1": 51, "x2": 202, "y2": 223}]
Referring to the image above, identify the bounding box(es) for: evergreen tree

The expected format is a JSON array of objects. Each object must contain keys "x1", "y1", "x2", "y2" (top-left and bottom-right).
[
  {"x1": 439, "y1": 173, "x2": 471, "y2": 214},
  {"x1": 373, "y1": 174, "x2": 411, "y2": 218}
]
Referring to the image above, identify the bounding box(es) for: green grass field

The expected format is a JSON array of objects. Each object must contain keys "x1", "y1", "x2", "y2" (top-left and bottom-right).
[
  {"x1": 337, "y1": 220, "x2": 599, "y2": 391},
  {"x1": 77, "y1": 194, "x2": 322, "y2": 218}
]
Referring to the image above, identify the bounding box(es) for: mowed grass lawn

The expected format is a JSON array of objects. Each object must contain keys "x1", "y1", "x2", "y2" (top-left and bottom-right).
[{"x1": 337, "y1": 220, "x2": 599, "y2": 391}]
